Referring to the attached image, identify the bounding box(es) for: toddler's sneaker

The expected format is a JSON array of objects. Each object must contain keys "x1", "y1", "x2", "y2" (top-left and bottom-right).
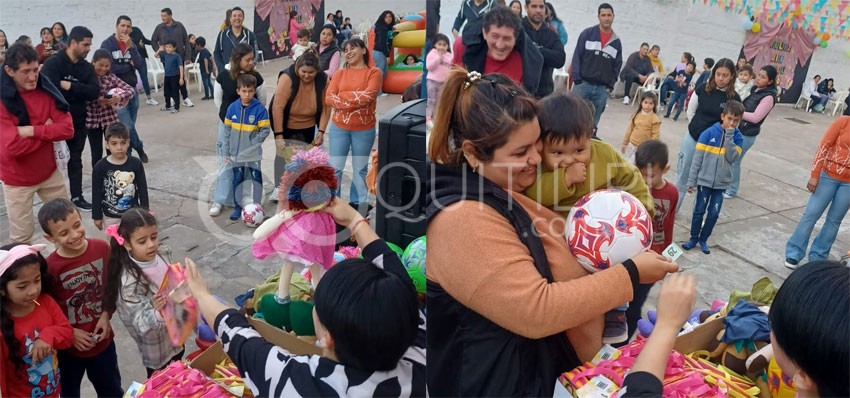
[
  {"x1": 602, "y1": 310, "x2": 628, "y2": 344},
  {"x1": 699, "y1": 241, "x2": 711, "y2": 254},
  {"x1": 622, "y1": 96, "x2": 630, "y2": 105},
  {"x1": 784, "y1": 258, "x2": 799, "y2": 270},
  {"x1": 183, "y1": 98, "x2": 195, "y2": 107},
  {"x1": 209, "y1": 203, "x2": 222, "y2": 217},
  {"x1": 170, "y1": 108, "x2": 180, "y2": 114},
  {"x1": 682, "y1": 239, "x2": 697, "y2": 250},
  {"x1": 146, "y1": 98, "x2": 159, "y2": 106},
  {"x1": 229, "y1": 206, "x2": 242, "y2": 221}
]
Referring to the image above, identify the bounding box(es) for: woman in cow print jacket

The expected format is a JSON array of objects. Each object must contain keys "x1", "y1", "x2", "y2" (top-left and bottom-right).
[{"x1": 185, "y1": 198, "x2": 425, "y2": 397}]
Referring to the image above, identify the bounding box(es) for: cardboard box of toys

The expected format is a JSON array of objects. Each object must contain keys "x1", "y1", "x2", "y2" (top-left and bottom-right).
[{"x1": 189, "y1": 317, "x2": 322, "y2": 396}]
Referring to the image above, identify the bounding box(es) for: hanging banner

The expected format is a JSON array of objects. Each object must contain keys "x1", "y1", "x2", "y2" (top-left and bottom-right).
[{"x1": 742, "y1": 18, "x2": 816, "y2": 90}]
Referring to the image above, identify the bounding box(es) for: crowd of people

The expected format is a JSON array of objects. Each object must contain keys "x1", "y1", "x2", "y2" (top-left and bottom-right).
[
  {"x1": 430, "y1": 0, "x2": 849, "y2": 396},
  {"x1": 0, "y1": 4, "x2": 433, "y2": 398}
]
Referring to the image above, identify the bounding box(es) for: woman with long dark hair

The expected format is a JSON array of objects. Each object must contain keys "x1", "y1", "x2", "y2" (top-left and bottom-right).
[
  {"x1": 325, "y1": 38, "x2": 382, "y2": 206},
  {"x1": 724, "y1": 65, "x2": 778, "y2": 198},
  {"x1": 210, "y1": 44, "x2": 267, "y2": 216},
  {"x1": 269, "y1": 51, "x2": 330, "y2": 201},
  {"x1": 52, "y1": 22, "x2": 68, "y2": 46},
  {"x1": 318, "y1": 24, "x2": 341, "y2": 78},
  {"x1": 545, "y1": 2, "x2": 567, "y2": 46},
  {"x1": 35, "y1": 27, "x2": 62, "y2": 64},
  {"x1": 372, "y1": 10, "x2": 396, "y2": 96},
  {"x1": 675, "y1": 58, "x2": 740, "y2": 211}
]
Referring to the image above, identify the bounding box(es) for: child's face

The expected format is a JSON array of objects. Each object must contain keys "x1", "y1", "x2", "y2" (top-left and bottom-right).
[
  {"x1": 124, "y1": 224, "x2": 159, "y2": 262},
  {"x1": 405, "y1": 56, "x2": 416, "y2": 65},
  {"x1": 685, "y1": 64, "x2": 695, "y2": 74},
  {"x1": 542, "y1": 136, "x2": 591, "y2": 171},
  {"x1": 93, "y1": 59, "x2": 111, "y2": 77},
  {"x1": 720, "y1": 112, "x2": 741, "y2": 129},
  {"x1": 297, "y1": 36, "x2": 309, "y2": 47},
  {"x1": 44, "y1": 210, "x2": 87, "y2": 254},
  {"x1": 165, "y1": 44, "x2": 175, "y2": 54},
  {"x1": 238, "y1": 86, "x2": 256, "y2": 103},
  {"x1": 435, "y1": 40, "x2": 449, "y2": 53},
  {"x1": 639, "y1": 164, "x2": 669, "y2": 190},
  {"x1": 106, "y1": 136, "x2": 130, "y2": 159},
  {"x1": 640, "y1": 97, "x2": 655, "y2": 113},
  {"x1": 3, "y1": 263, "x2": 42, "y2": 307},
  {"x1": 737, "y1": 71, "x2": 752, "y2": 83}
]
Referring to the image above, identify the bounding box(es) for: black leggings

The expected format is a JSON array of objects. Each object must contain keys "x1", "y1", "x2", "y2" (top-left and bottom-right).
[
  {"x1": 273, "y1": 126, "x2": 317, "y2": 186},
  {"x1": 145, "y1": 347, "x2": 185, "y2": 377}
]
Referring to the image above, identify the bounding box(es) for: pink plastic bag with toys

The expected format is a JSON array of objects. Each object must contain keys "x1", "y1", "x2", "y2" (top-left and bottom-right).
[{"x1": 157, "y1": 263, "x2": 199, "y2": 347}]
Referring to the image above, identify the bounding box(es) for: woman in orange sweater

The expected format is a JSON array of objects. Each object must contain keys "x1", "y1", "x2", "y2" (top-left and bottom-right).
[
  {"x1": 426, "y1": 69, "x2": 679, "y2": 397},
  {"x1": 785, "y1": 116, "x2": 850, "y2": 268},
  {"x1": 324, "y1": 38, "x2": 382, "y2": 206}
]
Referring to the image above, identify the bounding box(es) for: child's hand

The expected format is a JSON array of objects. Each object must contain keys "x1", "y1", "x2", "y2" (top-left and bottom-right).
[
  {"x1": 654, "y1": 273, "x2": 697, "y2": 331},
  {"x1": 97, "y1": 97, "x2": 111, "y2": 107},
  {"x1": 320, "y1": 197, "x2": 361, "y2": 228},
  {"x1": 94, "y1": 220, "x2": 104, "y2": 230},
  {"x1": 620, "y1": 144, "x2": 627, "y2": 154},
  {"x1": 153, "y1": 294, "x2": 167, "y2": 311},
  {"x1": 72, "y1": 328, "x2": 95, "y2": 352},
  {"x1": 92, "y1": 314, "x2": 112, "y2": 341},
  {"x1": 29, "y1": 339, "x2": 52, "y2": 363},
  {"x1": 109, "y1": 96, "x2": 122, "y2": 106},
  {"x1": 563, "y1": 162, "x2": 587, "y2": 185},
  {"x1": 687, "y1": 186, "x2": 694, "y2": 193}
]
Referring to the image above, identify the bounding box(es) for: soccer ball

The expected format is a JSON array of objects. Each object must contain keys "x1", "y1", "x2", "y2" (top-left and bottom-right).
[
  {"x1": 566, "y1": 190, "x2": 652, "y2": 272},
  {"x1": 241, "y1": 203, "x2": 265, "y2": 228}
]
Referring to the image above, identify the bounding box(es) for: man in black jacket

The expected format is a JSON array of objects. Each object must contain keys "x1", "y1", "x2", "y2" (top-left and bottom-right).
[
  {"x1": 41, "y1": 26, "x2": 100, "y2": 211},
  {"x1": 461, "y1": 6, "x2": 543, "y2": 95},
  {"x1": 522, "y1": 0, "x2": 565, "y2": 97}
]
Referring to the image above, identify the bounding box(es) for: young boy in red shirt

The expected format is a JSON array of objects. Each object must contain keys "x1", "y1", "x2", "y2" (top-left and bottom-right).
[
  {"x1": 38, "y1": 198, "x2": 123, "y2": 396},
  {"x1": 619, "y1": 139, "x2": 679, "y2": 342}
]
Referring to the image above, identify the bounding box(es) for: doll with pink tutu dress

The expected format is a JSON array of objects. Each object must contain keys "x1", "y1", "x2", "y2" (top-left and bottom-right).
[{"x1": 252, "y1": 147, "x2": 339, "y2": 310}]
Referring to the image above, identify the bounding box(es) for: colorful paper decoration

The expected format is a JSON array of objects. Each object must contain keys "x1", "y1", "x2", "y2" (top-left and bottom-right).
[{"x1": 696, "y1": 0, "x2": 850, "y2": 41}]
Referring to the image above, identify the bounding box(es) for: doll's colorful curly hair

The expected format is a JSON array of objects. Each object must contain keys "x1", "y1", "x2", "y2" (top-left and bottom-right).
[{"x1": 279, "y1": 147, "x2": 339, "y2": 211}]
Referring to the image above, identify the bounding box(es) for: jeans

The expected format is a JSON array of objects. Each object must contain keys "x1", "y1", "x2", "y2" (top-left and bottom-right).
[
  {"x1": 328, "y1": 122, "x2": 375, "y2": 205},
  {"x1": 67, "y1": 123, "x2": 104, "y2": 199},
  {"x1": 58, "y1": 340, "x2": 124, "y2": 397},
  {"x1": 372, "y1": 50, "x2": 388, "y2": 95},
  {"x1": 214, "y1": 121, "x2": 234, "y2": 205},
  {"x1": 674, "y1": 133, "x2": 698, "y2": 212},
  {"x1": 690, "y1": 186, "x2": 725, "y2": 242},
  {"x1": 572, "y1": 81, "x2": 609, "y2": 131},
  {"x1": 164, "y1": 75, "x2": 180, "y2": 110},
  {"x1": 665, "y1": 91, "x2": 687, "y2": 120},
  {"x1": 116, "y1": 92, "x2": 143, "y2": 154},
  {"x1": 785, "y1": 171, "x2": 850, "y2": 262},
  {"x1": 232, "y1": 161, "x2": 263, "y2": 209},
  {"x1": 137, "y1": 61, "x2": 152, "y2": 97},
  {"x1": 201, "y1": 72, "x2": 213, "y2": 98},
  {"x1": 726, "y1": 134, "x2": 757, "y2": 196}
]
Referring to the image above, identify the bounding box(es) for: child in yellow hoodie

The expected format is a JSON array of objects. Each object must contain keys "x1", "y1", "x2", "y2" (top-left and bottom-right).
[
  {"x1": 525, "y1": 92, "x2": 655, "y2": 343},
  {"x1": 526, "y1": 92, "x2": 654, "y2": 219}
]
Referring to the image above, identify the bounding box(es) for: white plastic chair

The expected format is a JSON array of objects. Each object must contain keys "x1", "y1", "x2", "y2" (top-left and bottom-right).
[
  {"x1": 257, "y1": 50, "x2": 265, "y2": 66},
  {"x1": 794, "y1": 95, "x2": 812, "y2": 112},
  {"x1": 825, "y1": 91, "x2": 849, "y2": 116},
  {"x1": 553, "y1": 66, "x2": 571, "y2": 91},
  {"x1": 633, "y1": 74, "x2": 660, "y2": 107},
  {"x1": 147, "y1": 58, "x2": 164, "y2": 93},
  {"x1": 186, "y1": 52, "x2": 202, "y2": 93},
  {"x1": 355, "y1": 21, "x2": 371, "y2": 41}
]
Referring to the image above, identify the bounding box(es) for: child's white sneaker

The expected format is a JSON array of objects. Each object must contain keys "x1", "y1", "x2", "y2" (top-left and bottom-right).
[
  {"x1": 622, "y1": 96, "x2": 630, "y2": 105},
  {"x1": 209, "y1": 203, "x2": 222, "y2": 217},
  {"x1": 183, "y1": 98, "x2": 195, "y2": 107},
  {"x1": 146, "y1": 98, "x2": 159, "y2": 106}
]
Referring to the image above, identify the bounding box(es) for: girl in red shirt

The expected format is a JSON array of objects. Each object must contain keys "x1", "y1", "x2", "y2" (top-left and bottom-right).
[{"x1": 0, "y1": 243, "x2": 74, "y2": 398}]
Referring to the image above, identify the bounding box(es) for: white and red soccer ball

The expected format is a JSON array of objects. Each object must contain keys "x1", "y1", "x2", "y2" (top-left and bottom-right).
[
  {"x1": 566, "y1": 190, "x2": 653, "y2": 272},
  {"x1": 241, "y1": 203, "x2": 265, "y2": 228}
]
